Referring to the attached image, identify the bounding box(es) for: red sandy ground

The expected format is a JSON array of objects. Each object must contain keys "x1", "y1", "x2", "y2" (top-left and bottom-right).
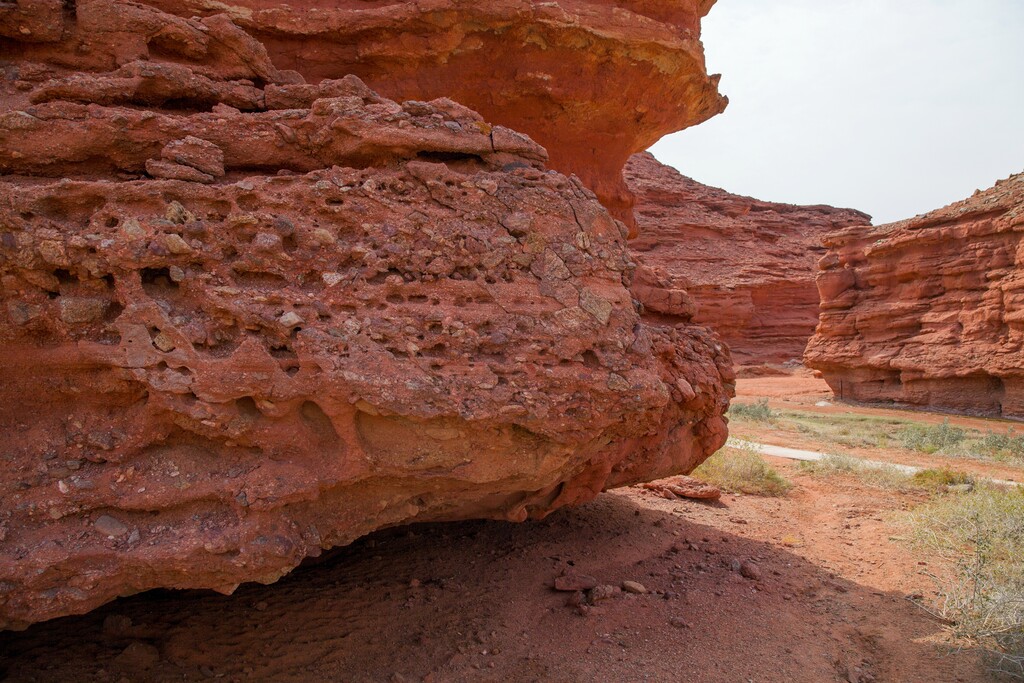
[{"x1": 0, "y1": 376, "x2": 1001, "y2": 682}]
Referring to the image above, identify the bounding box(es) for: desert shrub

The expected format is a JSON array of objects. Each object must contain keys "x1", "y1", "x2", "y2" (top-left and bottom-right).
[
  {"x1": 911, "y1": 468, "x2": 975, "y2": 491},
  {"x1": 899, "y1": 419, "x2": 966, "y2": 454},
  {"x1": 728, "y1": 398, "x2": 776, "y2": 423},
  {"x1": 970, "y1": 429, "x2": 1024, "y2": 461},
  {"x1": 799, "y1": 453, "x2": 914, "y2": 490},
  {"x1": 692, "y1": 445, "x2": 791, "y2": 496},
  {"x1": 908, "y1": 486, "x2": 1024, "y2": 678}
]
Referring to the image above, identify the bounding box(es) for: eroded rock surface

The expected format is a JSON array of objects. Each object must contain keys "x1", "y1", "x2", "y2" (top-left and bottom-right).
[
  {"x1": 626, "y1": 152, "x2": 871, "y2": 367},
  {"x1": 6, "y1": 0, "x2": 728, "y2": 232},
  {"x1": 806, "y1": 172, "x2": 1024, "y2": 418},
  {"x1": 0, "y1": 1, "x2": 732, "y2": 629}
]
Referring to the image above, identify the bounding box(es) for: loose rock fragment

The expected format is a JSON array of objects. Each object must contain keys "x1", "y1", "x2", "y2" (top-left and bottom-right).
[
  {"x1": 588, "y1": 585, "x2": 622, "y2": 603},
  {"x1": 739, "y1": 561, "x2": 763, "y2": 581},
  {"x1": 554, "y1": 573, "x2": 598, "y2": 592},
  {"x1": 642, "y1": 475, "x2": 721, "y2": 500}
]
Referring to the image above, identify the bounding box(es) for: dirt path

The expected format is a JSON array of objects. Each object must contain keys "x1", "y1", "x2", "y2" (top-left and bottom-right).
[
  {"x1": 731, "y1": 438, "x2": 1022, "y2": 487},
  {"x1": 734, "y1": 374, "x2": 1024, "y2": 485},
  {"x1": 0, "y1": 461, "x2": 988, "y2": 683}
]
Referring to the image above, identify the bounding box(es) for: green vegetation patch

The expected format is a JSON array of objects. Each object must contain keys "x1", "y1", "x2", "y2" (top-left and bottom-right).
[
  {"x1": 910, "y1": 467, "x2": 975, "y2": 490},
  {"x1": 899, "y1": 419, "x2": 967, "y2": 454},
  {"x1": 783, "y1": 410, "x2": 910, "y2": 449},
  {"x1": 692, "y1": 444, "x2": 791, "y2": 497},
  {"x1": 736, "y1": 400, "x2": 1024, "y2": 465},
  {"x1": 799, "y1": 454, "x2": 976, "y2": 493},
  {"x1": 971, "y1": 428, "x2": 1024, "y2": 461},
  {"x1": 727, "y1": 398, "x2": 777, "y2": 423}
]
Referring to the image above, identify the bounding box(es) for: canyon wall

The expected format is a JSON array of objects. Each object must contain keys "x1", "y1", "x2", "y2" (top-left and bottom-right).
[
  {"x1": 5, "y1": 0, "x2": 728, "y2": 233},
  {"x1": 0, "y1": 0, "x2": 732, "y2": 628},
  {"x1": 626, "y1": 152, "x2": 871, "y2": 367},
  {"x1": 806, "y1": 172, "x2": 1024, "y2": 418}
]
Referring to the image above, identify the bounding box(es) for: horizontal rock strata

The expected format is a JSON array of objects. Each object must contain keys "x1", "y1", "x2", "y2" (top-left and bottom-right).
[
  {"x1": 0, "y1": 1, "x2": 732, "y2": 629},
  {"x1": 805, "y1": 172, "x2": 1024, "y2": 418},
  {"x1": 10, "y1": 0, "x2": 729, "y2": 232},
  {"x1": 626, "y1": 152, "x2": 871, "y2": 366}
]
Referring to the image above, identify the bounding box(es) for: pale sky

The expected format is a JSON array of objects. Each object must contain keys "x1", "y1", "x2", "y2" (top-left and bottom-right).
[{"x1": 650, "y1": 0, "x2": 1024, "y2": 224}]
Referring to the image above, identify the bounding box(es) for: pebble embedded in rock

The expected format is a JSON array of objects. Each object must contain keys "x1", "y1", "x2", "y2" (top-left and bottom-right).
[
  {"x1": 675, "y1": 377, "x2": 697, "y2": 401},
  {"x1": 153, "y1": 332, "x2": 175, "y2": 352},
  {"x1": 252, "y1": 232, "x2": 283, "y2": 252},
  {"x1": 58, "y1": 297, "x2": 109, "y2": 324},
  {"x1": 165, "y1": 201, "x2": 194, "y2": 225},
  {"x1": 162, "y1": 233, "x2": 193, "y2": 255},
  {"x1": 94, "y1": 515, "x2": 129, "y2": 538},
  {"x1": 579, "y1": 287, "x2": 613, "y2": 325}
]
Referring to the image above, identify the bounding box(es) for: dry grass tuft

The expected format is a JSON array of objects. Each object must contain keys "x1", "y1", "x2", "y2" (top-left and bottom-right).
[
  {"x1": 908, "y1": 486, "x2": 1024, "y2": 679},
  {"x1": 692, "y1": 445, "x2": 791, "y2": 497},
  {"x1": 798, "y1": 453, "x2": 914, "y2": 490}
]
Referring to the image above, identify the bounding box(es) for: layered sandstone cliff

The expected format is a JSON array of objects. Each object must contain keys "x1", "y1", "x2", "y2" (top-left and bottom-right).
[
  {"x1": 806, "y1": 172, "x2": 1024, "y2": 418},
  {"x1": 5, "y1": 0, "x2": 727, "y2": 232},
  {"x1": 0, "y1": 1, "x2": 732, "y2": 629},
  {"x1": 626, "y1": 152, "x2": 871, "y2": 366}
]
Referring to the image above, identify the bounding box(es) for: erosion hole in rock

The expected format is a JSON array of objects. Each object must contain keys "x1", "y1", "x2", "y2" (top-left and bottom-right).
[
  {"x1": 141, "y1": 267, "x2": 178, "y2": 291},
  {"x1": 299, "y1": 400, "x2": 341, "y2": 445},
  {"x1": 53, "y1": 268, "x2": 78, "y2": 286},
  {"x1": 33, "y1": 193, "x2": 106, "y2": 223},
  {"x1": 235, "y1": 396, "x2": 261, "y2": 420},
  {"x1": 414, "y1": 150, "x2": 488, "y2": 172},
  {"x1": 233, "y1": 271, "x2": 288, "y2": 289}
]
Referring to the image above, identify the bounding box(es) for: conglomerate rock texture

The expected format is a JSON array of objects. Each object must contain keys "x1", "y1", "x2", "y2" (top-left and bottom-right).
[
  {"x1": 806, "y1": 172, "x2": 1024, "y2": 418},
  {"x1": 14, "y1": 0, "x2": 729, "y2": 233},
  {"x1": 0, "y1": 1, "x2": 733, "y2": 629},
  {"x1": 625, "y1": 152, "x2": 871, "y2": 366}
]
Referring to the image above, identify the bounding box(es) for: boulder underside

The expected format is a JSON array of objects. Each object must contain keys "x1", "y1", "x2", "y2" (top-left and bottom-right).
[{"x1": 0, "y1": 0, "x2": 732, "y2": 629}]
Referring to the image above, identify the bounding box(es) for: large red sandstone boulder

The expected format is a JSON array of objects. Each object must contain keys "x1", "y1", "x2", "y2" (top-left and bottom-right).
[
  {"x1": 3, "y1": 0, "x2": 727, "y2": 232},
  {"x1": 0, "y1": 1, "x2": 732, "y2": 629},
  {"x1": 625, "y1": 152, "x2": 871, "y2": 366},
  {"x1": 805, "y1": 172, "x2": 1024, "y2": 418}
]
